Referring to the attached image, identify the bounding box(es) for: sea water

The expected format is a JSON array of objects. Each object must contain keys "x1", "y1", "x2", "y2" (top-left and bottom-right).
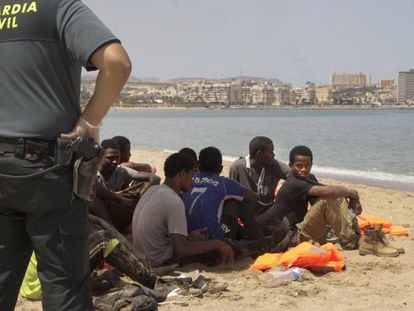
[{"x1": 101, "y1": 108, "x2": 414, "y2": 191}]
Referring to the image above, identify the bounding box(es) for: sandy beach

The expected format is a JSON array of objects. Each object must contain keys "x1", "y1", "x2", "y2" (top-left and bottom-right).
[{"x1": 17, "y1": 147, "x2": 414, "y2": 311}]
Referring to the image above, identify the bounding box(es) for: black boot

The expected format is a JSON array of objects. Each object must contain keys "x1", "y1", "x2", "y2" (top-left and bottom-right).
[
  {"x1": 269, "y1": 217, "x2": 291, "y2": 251},
  {"x1": 273, "y1": 228, "x2": 300, "y2": 252}
]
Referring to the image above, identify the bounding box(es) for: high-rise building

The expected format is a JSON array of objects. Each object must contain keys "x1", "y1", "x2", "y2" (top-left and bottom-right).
[
  {"x1": 398, "y1": 69, "x2": 414, "y2": 103},
  {"x1": 377, "y1": 79, "x2": 395, "y2": 89},
  {"x1": 331, "y1": 72, "x2": 371, "y2": 88}
]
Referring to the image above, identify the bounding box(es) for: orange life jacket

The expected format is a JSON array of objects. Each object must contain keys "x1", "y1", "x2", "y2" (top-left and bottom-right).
[
  {"x1": 357, "y1": 214, "x2": 408, "y2": 236},
  {"x1": 251, "y1": 242, "x2": 345, "y2": 272}
]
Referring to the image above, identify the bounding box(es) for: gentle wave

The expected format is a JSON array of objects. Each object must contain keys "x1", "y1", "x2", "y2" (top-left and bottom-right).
[
  {"x1": 312, "y1": 165, "x2": 414, "y2": 184},
  {"x1": 226, "y1": 155, "x2": 414, "y2": 186},
  {"x1": 163, "y1": 148, "x2": 178, "y2": 154},
  {"x1": 163, "y1": 148, "x2": 414, "y2": 191},
  {"x1": 313, "y1": 166, "x2": 414, "y2": 191},
  {"x1": 163, "y1": 149, "x2": 244, "y2": 162},
  {"x1": 166, "y1": 148, "x2": 414, "y2": 183}
]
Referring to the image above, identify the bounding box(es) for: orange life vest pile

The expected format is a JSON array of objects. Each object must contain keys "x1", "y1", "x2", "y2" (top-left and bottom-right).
[
  {"x1": 251, "y1": 242, "x2": 345, "y2": 272},
  {"x1": 251, "y1": 214, "x2": 408, "y2": 272},
  {"x1": 357, "y1": 214, "x2": 408, "y2": 236}
]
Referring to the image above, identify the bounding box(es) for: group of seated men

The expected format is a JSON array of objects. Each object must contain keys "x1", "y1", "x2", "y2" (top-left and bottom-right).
[
  {"x1": 130, "y1": 135, "x2": 403, "y2": 268},
  {"x1": 21, "y1": 135, "x2": 403, "y2": 302},
  {"x1": 95, "y1": 135, "x2": 404, "y2": 268}
]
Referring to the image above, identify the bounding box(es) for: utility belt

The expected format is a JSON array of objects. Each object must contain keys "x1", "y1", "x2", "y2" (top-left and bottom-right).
[
  {"x1": 0, "y1": 137, "x2": 56, "y2": 160},
  {"x1": 0, "y1": 136, "x2": 103, "y2": 201}
]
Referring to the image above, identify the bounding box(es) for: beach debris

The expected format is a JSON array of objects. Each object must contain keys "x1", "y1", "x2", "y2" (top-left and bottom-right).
[
  {"x1": 163, "y1": 274, "x2": 229, "y2": 298},
  {"x1": 261, "y1": 267, "x2": 304, "y2": 287},
  {"x1": 153, "y1": 263, "x2": 180, "y2": 276},
  {"x1": 158, "y1": 300, "x2": 189, "y2": 306}
]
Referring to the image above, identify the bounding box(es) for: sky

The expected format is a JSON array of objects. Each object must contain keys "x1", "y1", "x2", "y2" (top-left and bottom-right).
[{"x1": 83, "y1": 0, "x2": 414, "y2": 86}]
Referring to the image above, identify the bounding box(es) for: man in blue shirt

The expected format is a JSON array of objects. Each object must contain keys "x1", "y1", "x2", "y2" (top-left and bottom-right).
[{"x1": 183, "y1": 146, "x2": 262, "y2": 239}]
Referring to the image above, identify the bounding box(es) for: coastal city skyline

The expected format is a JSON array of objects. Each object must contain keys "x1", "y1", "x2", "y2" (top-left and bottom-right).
[
  {"x1": 83, "y1": 0, "x2": 413, "y2": 86},
  {"x1": 82, "y1": 70, "x2": 413, "y2": 107}
]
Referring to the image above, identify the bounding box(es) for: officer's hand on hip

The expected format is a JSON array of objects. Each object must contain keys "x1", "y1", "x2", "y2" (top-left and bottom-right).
[{"x1": 60, "y1": 116, "x2": 100, "y2": 142}]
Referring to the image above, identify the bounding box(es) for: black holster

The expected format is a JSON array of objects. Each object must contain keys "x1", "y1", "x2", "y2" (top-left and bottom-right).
[
  {"x1": 68, "y1": 137, "x2": 103, "y2": 201},
  {"x1": 0, "y1": 137, "x2": 102, "y2": 195}
]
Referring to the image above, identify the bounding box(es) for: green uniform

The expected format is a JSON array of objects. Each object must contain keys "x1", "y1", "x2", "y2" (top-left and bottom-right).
[{"x1": 0, "y1": 1, "x2": 119, "y2": 310}]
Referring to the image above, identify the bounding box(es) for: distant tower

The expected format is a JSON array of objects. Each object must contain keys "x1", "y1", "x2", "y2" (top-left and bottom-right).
[
  {"x1": 331, "y1": 72, "x2": 369, "y2": 88},
  {"x1": 398, "y1": 68, "x2": 414, "y2": 103}
]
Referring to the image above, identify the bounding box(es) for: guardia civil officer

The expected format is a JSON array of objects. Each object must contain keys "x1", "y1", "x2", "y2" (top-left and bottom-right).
[{"x1": 0, "y1": 1, "x2": 131, "y2": 310}]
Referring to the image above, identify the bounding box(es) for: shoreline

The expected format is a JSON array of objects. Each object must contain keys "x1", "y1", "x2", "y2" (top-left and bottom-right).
[
  {"x1": 316, "y1": 171, "x2": 414, "y2": 193},
  {"x1": 111, "y1": 105, "x2": 414, "y2": 111},
  {"x1": 132, "y1": 146, "x2": 414, "y2": 193}
]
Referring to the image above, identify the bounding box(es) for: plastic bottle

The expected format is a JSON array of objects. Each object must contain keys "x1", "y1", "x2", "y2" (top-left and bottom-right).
[{"x1": 261, "y1": 267, "x2": 303, "y2": 287}]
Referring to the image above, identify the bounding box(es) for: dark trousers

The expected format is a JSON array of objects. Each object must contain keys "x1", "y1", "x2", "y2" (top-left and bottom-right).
[
  {"x1": 221, "y1": 199, "x2": 272, "y2": 240},
  {"x1": 0, "y1": 155, "x2": 92, "y2": 311}
]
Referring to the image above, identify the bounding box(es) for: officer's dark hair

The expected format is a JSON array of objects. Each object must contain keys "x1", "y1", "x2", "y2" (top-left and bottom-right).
[
  {"x1": 101, "y1": 139, "x2": 120, "y2": 151},
  {"x1": 199, "y1": 146, "x2": 222, "y2": 174},
  {"x1": 249, "y1": 136, "x2": 273, "y2": 156},
  {"x1": 289, "y1": 145, "x2": 313, "y2": 165},
  {"x1": 164, "y1": 152, "x2": 195, "y2": 178},
  {"x1": 179, "y1": 147, "x2": 198, "y2": 163},
  {"x1": 112, "y1": 135, "x2": 130, "y2": 152}
]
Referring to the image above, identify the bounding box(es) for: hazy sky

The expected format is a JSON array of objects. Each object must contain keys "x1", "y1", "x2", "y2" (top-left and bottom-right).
[{"x1": 83, "y1": 0, "x2": 413, "y2": 86}]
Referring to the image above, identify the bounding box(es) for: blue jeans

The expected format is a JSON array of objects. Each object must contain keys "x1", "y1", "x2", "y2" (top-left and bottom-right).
[{"x1": 0, "y1": 154, "x2": 93, "y2": 311}]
